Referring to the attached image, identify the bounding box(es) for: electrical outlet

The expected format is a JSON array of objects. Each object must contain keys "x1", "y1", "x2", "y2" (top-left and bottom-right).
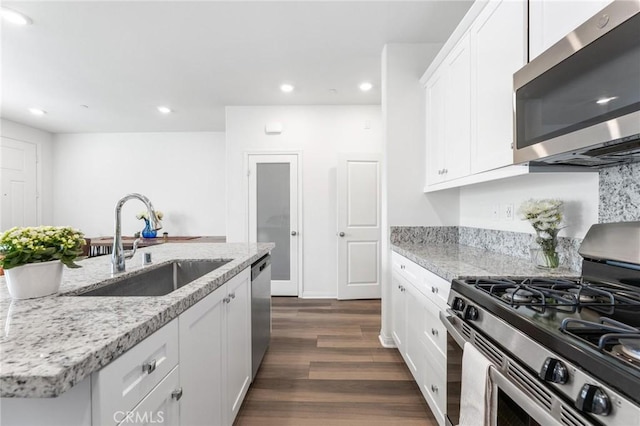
[
  {"x1": 491, "y1": 204, "x2": 499, "y2": 221},
  {"x1": 503, "y1": 203, "x2": 514, "y2": 221}
]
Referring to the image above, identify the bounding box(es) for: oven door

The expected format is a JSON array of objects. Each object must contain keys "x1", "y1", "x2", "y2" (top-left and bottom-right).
[{"x1": 440, "y1": 310, "x2": 577, "y2": 426}]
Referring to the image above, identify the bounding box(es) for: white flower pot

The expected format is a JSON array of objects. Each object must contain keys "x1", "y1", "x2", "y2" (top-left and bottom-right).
[{"x1": 4, "y1": 261, "x2": 63, "y2": 299}]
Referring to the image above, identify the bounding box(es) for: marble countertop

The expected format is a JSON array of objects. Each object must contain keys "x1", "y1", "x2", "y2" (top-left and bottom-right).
[
  {"x1": 391, "y1": 242, "x2": 579, "y2": 282},
  {"x1": 0, "y1": 242, "x2": 273, "y2": 398}
]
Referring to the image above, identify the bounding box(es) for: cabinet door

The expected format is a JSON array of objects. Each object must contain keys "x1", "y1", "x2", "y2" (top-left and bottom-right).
[
  {"x1": 443, "y1": 33, "x2": 471, "y2": 181},
  {"x1": 119, "y1": 366, "x2": 181, "y2": 426},
  {"x1": 425, "y1": 70, "x2": 447, "y2": 186},
  {"x1": 404, "y1": 282, "x2": 427, "y2": 383},
  {"x1": 471, "y1": 0, "x2": 526, "y2": 173},
  {"x1": 529, "y1": 0, "x2": 614, "y2": 60},
  {"x1": 225, "y1": 268, "x2": 252, "y2": 425},
  {"x1": 178, "y1": 283, "x2": 226, "y2": 426}
]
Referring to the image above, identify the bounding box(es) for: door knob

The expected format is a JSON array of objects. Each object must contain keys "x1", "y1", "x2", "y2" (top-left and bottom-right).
[
  {"x1": 338, "y1": 232, "x2": 345, "y2": 237},
  {"x1": 291, "y1": 231, "x2": 297, "y2": 236}
]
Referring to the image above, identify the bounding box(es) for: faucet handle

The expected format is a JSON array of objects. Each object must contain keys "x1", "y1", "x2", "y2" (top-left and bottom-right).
[{"x1": 125, "y1": 238, "x2": 140, "y2": 260}]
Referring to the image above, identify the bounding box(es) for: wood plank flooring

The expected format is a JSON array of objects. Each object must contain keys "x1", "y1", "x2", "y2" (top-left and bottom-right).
[{"x1": 234, "y1": 297, "x2": 438, "y2": 426}]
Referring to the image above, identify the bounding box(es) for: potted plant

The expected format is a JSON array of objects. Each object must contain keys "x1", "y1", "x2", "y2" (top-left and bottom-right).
[{"x1": 0, "y1": 226, "x2": 85, "y2": 299}]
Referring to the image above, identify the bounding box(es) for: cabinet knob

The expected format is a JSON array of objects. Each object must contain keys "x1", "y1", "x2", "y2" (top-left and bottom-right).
[
  {"x1": 291, "y1": 231, "x2": 297, "y2": 236},
  {"x1": 400, "y1": 264, "x2": 405, "y2": 270},
  {"x1": 338, "y1": 232, "x2": 345, "y2": 237},
  {"x1": 229, "y1": 292, "x2": 236, "y2": 299},
  {"x1": 171, "y1": 388, "x2": 183, "y2": 401},
  {"x1": 431, "y1": 286, "x2": 438, "y2": 294},
  {"x1": 142, "y1": 359, "x2": 156, "y2": 374},
  {"x1": 443, "y1": 169, "x2": 448, "y2": 174},
  {"x1": 431, "y1": 328, "x2": 438, "y2": 336},
  {"x1": 223, "y1": 297, "x2": 231, "y2": 303},
  {"x1": 431, "y1": 384, "x2": 439, "y2": 393}
]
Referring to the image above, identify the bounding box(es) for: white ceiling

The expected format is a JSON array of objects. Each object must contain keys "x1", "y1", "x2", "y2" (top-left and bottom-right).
[{"x1": 1, "y1": 1, "x2": 472, "y2": 134}]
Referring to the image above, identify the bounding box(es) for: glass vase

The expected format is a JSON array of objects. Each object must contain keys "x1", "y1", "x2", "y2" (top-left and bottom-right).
[
  {"x1": 141, "y1": 219, "x2": 157, "y2": 238},
  {"x1": 530, "y1": 239, "x2": 560, "y2": 269}
]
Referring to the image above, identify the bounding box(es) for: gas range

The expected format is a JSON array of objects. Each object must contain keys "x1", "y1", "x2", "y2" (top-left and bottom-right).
[{"x1": 445, "y1": 222, "x2": 640, "y2": 426}]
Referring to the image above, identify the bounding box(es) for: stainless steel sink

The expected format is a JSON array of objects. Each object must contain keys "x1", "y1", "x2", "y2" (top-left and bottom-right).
[{"x1": 77, "y1": 259, "x2": 231, "y2": 297}]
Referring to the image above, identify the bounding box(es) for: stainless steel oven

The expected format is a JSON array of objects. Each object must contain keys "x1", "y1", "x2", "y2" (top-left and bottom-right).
[
  {"x1": 440, "y1": 308, "x2": 595, "y2": 426},
  {"x1": 439, "y1": 222, "x2": 640, "y2": 426},
  {"x1": 513, "y1": 0, "x2": 640, "y2": 167}
]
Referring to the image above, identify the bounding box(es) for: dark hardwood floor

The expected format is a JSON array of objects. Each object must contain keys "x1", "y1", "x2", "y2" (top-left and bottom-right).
[{"x1": 234, "y1": 297, "x2": 438, "y2": 425}]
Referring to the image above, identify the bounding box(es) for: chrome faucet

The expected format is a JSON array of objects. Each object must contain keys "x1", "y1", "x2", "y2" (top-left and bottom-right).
[{"x1": 111, "y1": 193, "x2": 163, "y2": 273}]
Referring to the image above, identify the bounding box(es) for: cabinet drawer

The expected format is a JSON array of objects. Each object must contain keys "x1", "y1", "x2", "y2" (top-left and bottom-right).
[
  {"x1": 423, "y1": 268, "x2": 450, "y2": 310},
  {"x1": 422, "y1": 297, "x2": 447, "y2": 357},
  {"x1": 421, "y1": 339, "x2": 447, "y2": 426},
  {"x1": 391, "y1": 252, "x2": 419, "y2": 283},
  {"x1": 92, "y1": 319, "x2": 179, "y2": 426},
  {"x1": 117, "y1": 366, "x2": 180, "y2": 426}
]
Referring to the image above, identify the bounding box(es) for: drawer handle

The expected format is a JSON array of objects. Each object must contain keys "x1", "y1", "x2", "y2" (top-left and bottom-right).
[
  {"x1": 171, "y1": 388, "x2": 183, "y2": 401},
  {"x1": 400, "y1": 265, "x2": 405, "y2": 270},
  {"x1": 431, "y1": 384, "x2": 439, "y2": 393},
  {"x1": 431, "y1": 328, "x2": 438, "y2": 337},
  {"x1": 431, "y1": 286, "x2": 438, "y2": 294},
  {"x1": 142, "y1": 359, "x2": 157, "y2": 374},
  {"x1": 229, "y1": 292, "x2": 236, "y2": 299},
  {"x1": 223, "y1": 297, "x2": 231, "y2": 303}
]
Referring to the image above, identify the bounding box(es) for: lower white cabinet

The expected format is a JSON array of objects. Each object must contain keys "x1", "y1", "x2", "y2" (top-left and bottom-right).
[
  {"x1": 391, "y1": 252, "x2": 449, "y2": 426},
  {"x1": 180, "y1": 266, "x2": 251, "y2": 426},
  {"x1": 119, "y1": 366, "x2": 181, "y2": 426}
]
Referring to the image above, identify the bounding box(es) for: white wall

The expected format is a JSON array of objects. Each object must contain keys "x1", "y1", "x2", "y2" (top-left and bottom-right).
[
  {"x1": 0, "y1": 119, "x2": 54, "y2": 226},
  {"x1": 226, "y1": 105, "x2": 382, "y2": 298},
  {"x1": 459, "y1": 172, "x2": 599, "y2": 239},
  {"x1": 52, "y1": 132, "x2": 226, "y2": 238},
  {"x1": 380, "y1": 44, "x2": 459, "y2": 346},
  {"x1": 383, "y1": 44, "x2": 460, "y2": 227}
]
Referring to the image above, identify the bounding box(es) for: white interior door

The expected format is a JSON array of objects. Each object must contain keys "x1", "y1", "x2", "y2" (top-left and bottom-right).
[
  {"x1": 0, "y1": 138, "x2": 37, "y2": 230},
  {"x1": 337, "y1": 153, "x2": 381, "y2": 300},
  {"x1": 248, "y1": 154, "x2": 300, "y2": 296}
]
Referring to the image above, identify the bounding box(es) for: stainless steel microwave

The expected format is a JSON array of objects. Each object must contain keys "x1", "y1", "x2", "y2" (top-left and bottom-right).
[{"x1": 513, "y1": 0, "x2": 640, "y2": 167}]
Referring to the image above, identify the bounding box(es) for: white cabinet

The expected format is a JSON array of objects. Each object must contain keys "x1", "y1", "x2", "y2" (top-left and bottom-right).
[
  {"x1": 224, "y1": 268, "x2": 252, "y2": 423},
  {"x1": 179, "y1": 281, "x2": 225, "y2": 426},
  {"x1": 120, "y1": 366, "x2": 181, "y2": 426},
  {"x1": 470, "y1": 0, "x2": 527, "y2": 173},
  {"x1": 92, "y1": 319, "x2": 180, "y2": 426},
  {"x1": 390, "y1": 252, "x2": 450, "y2": 426},
  {"x1": 425, "y1": 34, "x2": 471, "y2": 186},
  {"x1": 180, "y1": 267, "x2": 251, "y2": 426},
  {"x1": 529, "y1": 0, "x2": 614, "y2": 60}
]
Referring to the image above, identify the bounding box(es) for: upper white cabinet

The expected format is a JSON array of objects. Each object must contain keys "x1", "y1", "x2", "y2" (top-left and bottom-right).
[
  {"x1": 529, "y1": 0, "x2": 614, "y2": 60},
  {"x1": 470, "y1": 0, "x2": 527, "y2": 173},
  {"x1": 425, "y1": 33, "x2": 472, "y2": 186}
]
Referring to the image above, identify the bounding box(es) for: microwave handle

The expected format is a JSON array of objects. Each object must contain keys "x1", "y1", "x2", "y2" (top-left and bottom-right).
[{"x1": 439, "y1": 309, "x2": 468, "y2": 348}]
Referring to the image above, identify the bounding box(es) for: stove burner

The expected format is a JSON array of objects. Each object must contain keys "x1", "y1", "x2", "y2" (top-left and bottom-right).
[
  {"x1": 503, "y1": 288, "x2": 535, "y2": 303},
  {"x1": 567, "y1": 288, "x2": 599, "y2": 303},
  {"x1": 620, "y1": 339, "x2": 640, "y2": 361}
]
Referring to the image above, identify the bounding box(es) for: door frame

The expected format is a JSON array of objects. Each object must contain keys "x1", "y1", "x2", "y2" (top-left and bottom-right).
[{"x1": 245, "y1": 151, "x2": 304, "y2": 297}]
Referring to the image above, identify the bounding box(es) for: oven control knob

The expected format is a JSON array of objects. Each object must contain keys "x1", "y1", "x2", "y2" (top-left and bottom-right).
[
  {"x1": 539, "y1": 358, "x2": 568, "y2": 384},
  {"x1": 453, "y1": 297, "x2": 466, "y2": 312},
  {"x1": 464, "y1": 305, "x2": 479, "y2": 321},
  {"x1": 576, "y1": 384, "x2": 611, "y2": 416}
]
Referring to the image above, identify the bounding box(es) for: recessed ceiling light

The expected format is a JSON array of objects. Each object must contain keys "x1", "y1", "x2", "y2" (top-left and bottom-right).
[
  {"x1": 1, "y1": 7, "x2": 32, "y2": 25},
  {"x1": 28, "y1": 108, "x2": 46, "y2": 116},
  {"x1": 280, "y1": 84, "x2": 295, "y2": 93},
  {"x1": 359, "y1": 82, "x2": 373, "y2": 92},
  {"x1": 157, "y1": 106, "x2": 172, "y2": 114},
  {"x1": 596, "y1": 96, "x2": 618, "y2": 105}
]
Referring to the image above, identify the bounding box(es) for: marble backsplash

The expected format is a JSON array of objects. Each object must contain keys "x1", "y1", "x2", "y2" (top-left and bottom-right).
[
  {"x1": 599, "y1": 162, "x2": 640, "y2": 223},
  {"x1": 390, "y1": 226, "x2": 582, "y2": 272}
]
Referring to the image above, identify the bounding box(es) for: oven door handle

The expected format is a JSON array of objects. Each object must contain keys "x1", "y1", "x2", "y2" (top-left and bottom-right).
[{"x1": 439, "y1": 309, "x2": 468, "y2": 348}]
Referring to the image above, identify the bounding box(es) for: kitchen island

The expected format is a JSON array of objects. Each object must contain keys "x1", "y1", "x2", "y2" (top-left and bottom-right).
[{"x1": 0, "y1": 242, "x2": 273, "y2": 425}]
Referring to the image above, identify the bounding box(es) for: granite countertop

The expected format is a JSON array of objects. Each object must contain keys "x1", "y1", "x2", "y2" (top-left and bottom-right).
[
  {"x1": 391, "y1": 242, "x2": 579, "y2": 282},
  {"x1": 0, "y1": 242, "x2": 273, "y2": 398}
]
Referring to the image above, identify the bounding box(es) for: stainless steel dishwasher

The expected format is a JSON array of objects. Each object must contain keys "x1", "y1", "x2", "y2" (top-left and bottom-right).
[{"x1": 251, "y1": 254, "x2": 271, "y2": 380}]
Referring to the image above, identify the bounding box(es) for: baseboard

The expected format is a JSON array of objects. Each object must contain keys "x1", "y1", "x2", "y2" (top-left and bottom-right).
[{"x1": 378, "y1": 333, "x2": 396, "y2": 348}]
